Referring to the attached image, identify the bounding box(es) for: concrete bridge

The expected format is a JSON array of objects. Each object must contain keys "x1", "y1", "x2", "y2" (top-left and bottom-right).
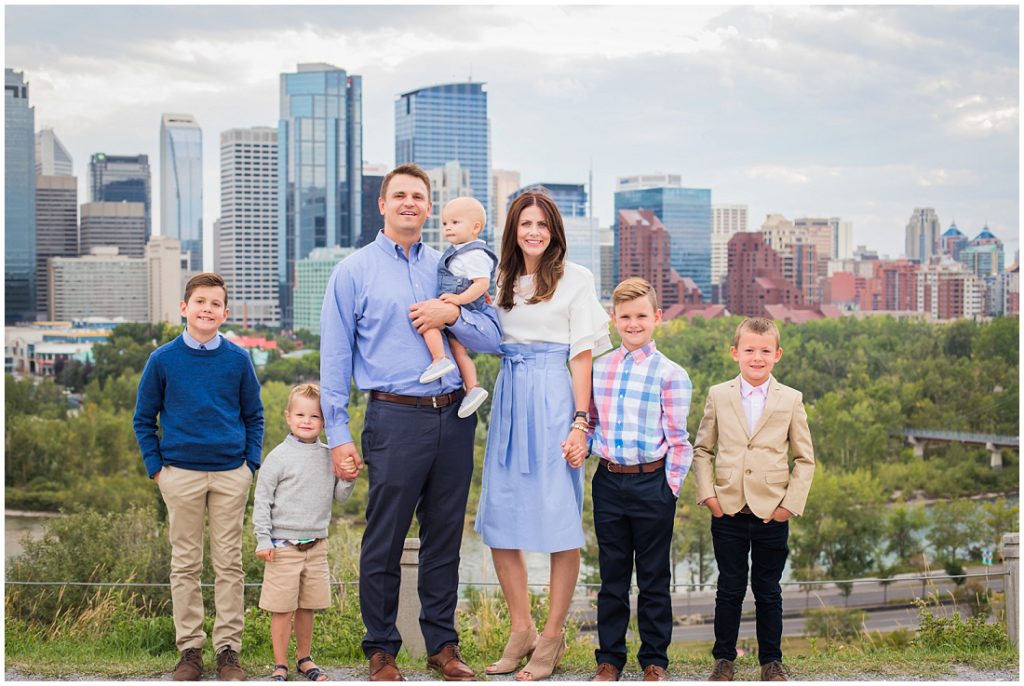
[{"x1": 903, "y1": 428, "x2": 1019, "y2": 469}]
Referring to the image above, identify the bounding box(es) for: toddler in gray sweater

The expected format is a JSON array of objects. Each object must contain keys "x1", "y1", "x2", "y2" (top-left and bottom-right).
[{"x1": 253, "y1": 383, "x2": 354, "y2": 682}]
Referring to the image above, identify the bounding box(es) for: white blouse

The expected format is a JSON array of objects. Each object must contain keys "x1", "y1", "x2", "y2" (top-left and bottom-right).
[{"x1": 497, "y1": 261, "x2": 612, "y2": 360}]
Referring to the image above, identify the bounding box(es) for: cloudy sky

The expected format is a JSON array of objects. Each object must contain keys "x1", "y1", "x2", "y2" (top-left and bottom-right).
[{"x1": 6, "y1": 4, "x2": 1019, "y2": 264}]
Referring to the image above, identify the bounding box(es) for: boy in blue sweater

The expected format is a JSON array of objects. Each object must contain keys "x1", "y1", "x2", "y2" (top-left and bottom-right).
[{"x1": 134, "y1": 272, "x2": 264, "y2": 681}]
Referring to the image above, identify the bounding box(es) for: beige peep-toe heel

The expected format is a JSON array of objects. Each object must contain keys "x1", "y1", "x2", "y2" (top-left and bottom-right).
[
  {"x1": 486, "y1": 626, "x2": 539, "y2": 675},
  {"x1": 515, "y1": 632, "x2": 566, "y2": 681}
]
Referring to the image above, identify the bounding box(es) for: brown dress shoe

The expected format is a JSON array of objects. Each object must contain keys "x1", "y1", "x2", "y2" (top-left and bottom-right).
[
  {"x1": 708, "y1": 658, "x2": 735, "y2": 681},
  {"x1": 760, "y1": 661, "x2": 788, "y2": 681},
  {"x1": 427, "y1": 644, "x2": 475, "y2": 681},
  {"x1": 215, "y1": 647, "x2": 246, "y2": 681},
  {"x1": 172, "y1": 647, "x2": 204, "y2": 681},
  {"x1": 643, "y1": 665, "x2": 669, "y2": 681},
  {"x1": 592, "y1": 663, "x2": 622, "y2": 681},
  {"x1": 369, "y1": 651, "x2": 404, "y2": 681}
]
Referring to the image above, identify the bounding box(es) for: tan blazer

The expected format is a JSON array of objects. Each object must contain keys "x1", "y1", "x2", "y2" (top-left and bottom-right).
[{"x1": 692, "y1": 375, "x2": 815, "y2": 519}]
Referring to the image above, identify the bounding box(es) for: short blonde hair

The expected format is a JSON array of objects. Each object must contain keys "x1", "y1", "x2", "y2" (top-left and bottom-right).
[
  {"x1": 732, "y1": 317, "x2": 780, "y2": 348},
  {"x1": 612, "y1": 277, "x2": 659, "y2": 312},
  {"x1": 287, "y1": 383, "x2": 321, "y2": 411}
]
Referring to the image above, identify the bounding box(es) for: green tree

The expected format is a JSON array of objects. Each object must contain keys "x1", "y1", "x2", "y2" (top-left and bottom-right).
[
  {"x1": 981, "y1": 497, "x2": 1019, "y2": 553},
  {"x1": 885, "y1": 502, "x2": 928, "y2": 566},
  {"x1": 927, "y1": 499, "x2": 986, "y2": 563}
]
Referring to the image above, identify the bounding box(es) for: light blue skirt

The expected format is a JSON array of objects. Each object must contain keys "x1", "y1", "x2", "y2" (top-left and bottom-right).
[{"x1": 474, "y1": 342, "x2": 585, "y2": 553}]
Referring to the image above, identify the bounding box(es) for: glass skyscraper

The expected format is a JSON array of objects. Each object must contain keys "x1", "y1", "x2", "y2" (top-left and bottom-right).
[
  {"x1": 6, "y1": 68, "x2": 36, "y2": 323},
  {"x1": 278, "y1": 63, "x2": 362, "y2": 329},
  {"x1": 160, "y1": 114, "x2": 203, "y2": 271},
  {"x1": 395, "y1": 82, "x2": 491, "y2": 242},
  {"x1": 90, "y1": 153, "x2": 152, "y2": 241},
  {"x1": 614, "y1": 183, "x2": 712, "y2": 299},
  {"x1": 508, "y1": 182, "x2": 588, "y2": 218}
]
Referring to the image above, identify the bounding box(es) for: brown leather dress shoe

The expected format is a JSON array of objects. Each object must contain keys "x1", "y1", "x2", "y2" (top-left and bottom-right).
[
  {"x1": 592, "y1": 663, "x2": 622, "y2": 681},
  {"x1": 427, "y1": 644, "x2": 475, "y2": 681},
  {"x1": 215, "y1": 647, "x2": 246, "y2": 681},
  {"x1": 369, "y1": 651, "x2": 404, "y2": 681},
  {"x1": 709, "y1": 658, "x2": 735, "y2": 681},
  {"x1": 760, "y1": 661, "x2": 788, "y2": 681},
  {"x1": 642, "y1": 665, "x2": 669, "y2": 681},
  {"x1": 172, "y1": 647, "x2": 204, "y2": 681}
]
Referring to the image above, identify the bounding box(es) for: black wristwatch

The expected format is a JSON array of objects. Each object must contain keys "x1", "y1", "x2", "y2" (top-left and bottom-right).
[{"x1": 574, "y1": 411, "x2": 589, "y2": 421}]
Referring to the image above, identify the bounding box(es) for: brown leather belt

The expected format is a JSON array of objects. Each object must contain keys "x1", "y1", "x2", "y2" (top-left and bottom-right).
[
  {"x1": 293, "y1": 539, "x2": 319, "y2": 552},
  {"x1": 370, "y1": 389, "x2": 464, "y2": 409},
  {"x1": 601, "y1": 457, "x2": 666, "y2": 474}
]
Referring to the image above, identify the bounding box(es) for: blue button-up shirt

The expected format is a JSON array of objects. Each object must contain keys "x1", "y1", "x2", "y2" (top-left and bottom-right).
[
  {"x1": 320, "y1": 230, "x2": 502, "y2": 448},
  {"x1": 182, "y1": 330, "x2": 222, "y2": 350}
]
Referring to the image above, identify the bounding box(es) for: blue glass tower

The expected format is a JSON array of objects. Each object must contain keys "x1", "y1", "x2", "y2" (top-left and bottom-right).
[
  {"x1": 6, "y1": 68, "x2": 36, "y2": 323},
  {"x1": 395, "y1": 82, "x2": 491, "y2": 242},
  {"x1": 160, "y1": 113, "x2": 203, "y2": 271},
  {"x1": 508, "y1": 183, "x2": 587, "y2": 218},
  {"x1": 614, "y1": 185, "x2": 712, "y2": 299},
  {"x1": 278, "y1": 63, "x2": 362, "y2": 329},
  {"x1": 90, "y1": 153, "x2": 152, "y2": 241}
]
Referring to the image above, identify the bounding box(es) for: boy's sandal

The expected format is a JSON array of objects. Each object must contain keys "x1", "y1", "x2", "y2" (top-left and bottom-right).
[
  {"x1": 297, "y1": 656, "x2": 329, "y2": 682},
  {"x1": 271, "y1": 664, "x2": 289, "y2": 681}
]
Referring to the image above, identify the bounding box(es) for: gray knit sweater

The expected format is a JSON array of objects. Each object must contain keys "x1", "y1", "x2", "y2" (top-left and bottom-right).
[{"x1": 253, "y1": 433, "x2": 354, "y2": 552}]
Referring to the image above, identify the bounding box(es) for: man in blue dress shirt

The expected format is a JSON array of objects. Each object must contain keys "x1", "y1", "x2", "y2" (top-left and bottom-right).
[{"x1": 320, "y1": 164, "x2": 502, "y2": 681}]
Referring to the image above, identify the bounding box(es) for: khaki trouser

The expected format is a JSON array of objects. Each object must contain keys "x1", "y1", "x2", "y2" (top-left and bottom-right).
[{"x1": 157, "y1": 463, "x2": 252, "y2": 652}]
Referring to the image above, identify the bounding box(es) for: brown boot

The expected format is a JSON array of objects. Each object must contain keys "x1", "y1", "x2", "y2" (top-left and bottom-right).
[
  {"x1": 172, "y1": 647, "x2": 204, "y2": 681},
  {"x1": 216, "y1": 647, "x2": 246, "y2": 681},
  {"x1": 708, "y1": 658, "x2": 735, "y2": 681},
  {"x1": 592, "y1": 663, "x2": 622, "y2": 681},
  {"x1": 760, "y1": 661, "x2": 788, "y2": 681}
]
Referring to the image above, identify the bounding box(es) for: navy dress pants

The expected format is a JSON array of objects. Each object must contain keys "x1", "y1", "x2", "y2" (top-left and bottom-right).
[
  {"x1": 592, "y1": 465, "x2": 677, "y2": 671},
  {"x1": 358, "y1": 398, "x2": 475, "y2": 658}
]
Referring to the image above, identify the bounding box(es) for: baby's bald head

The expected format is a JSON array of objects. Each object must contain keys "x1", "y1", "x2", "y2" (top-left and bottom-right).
[{"x1": 443, "y1": 197, "x2": 486, "y2": 227}]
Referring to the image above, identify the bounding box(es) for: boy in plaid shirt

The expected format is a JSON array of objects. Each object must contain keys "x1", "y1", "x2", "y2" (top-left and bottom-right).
[{"x1": 587, "y1": 277, "x2": 693, "y2": 682}]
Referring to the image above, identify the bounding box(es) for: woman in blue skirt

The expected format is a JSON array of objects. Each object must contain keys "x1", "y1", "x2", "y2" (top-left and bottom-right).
[{"x1": 475, "y1": 191, "x2": 610, "y2": 680}]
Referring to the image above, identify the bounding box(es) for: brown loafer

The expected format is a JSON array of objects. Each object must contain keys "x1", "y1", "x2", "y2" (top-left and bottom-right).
[
  {"x1": 760, "y1": 661, "x2": 788, "y2": 681},
  {"x1": 643, "y1": 665, "x2": 668, "y2": 681},
  {"x1": 427, "y1": 644, "x2": 475, "y2": 681},
  {"x1": 709, "y1": 658, "x2": 735, "y2": 681},
  {"x1": 369, "y1": 651, "x2": 404, "y2": 681},
  {"x1": 172, "y1": 647, "x2": 204, "y2": 681},
  {"x1": 592, "y1": 663, "x2": 622, "y2": 681},
  {"x1": 215, "y1": 647, "x2": 246, "y2": 681}
]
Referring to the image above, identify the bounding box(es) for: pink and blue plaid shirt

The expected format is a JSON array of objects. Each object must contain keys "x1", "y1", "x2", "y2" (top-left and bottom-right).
[{"x1": 589, "y1": 340, "x2": 694, "y2": 497}]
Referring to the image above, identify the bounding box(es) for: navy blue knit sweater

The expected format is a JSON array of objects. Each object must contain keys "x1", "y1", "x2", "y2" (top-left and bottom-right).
[{"x1": 133, "y1": 335, "x2": 264, "y2": 478}]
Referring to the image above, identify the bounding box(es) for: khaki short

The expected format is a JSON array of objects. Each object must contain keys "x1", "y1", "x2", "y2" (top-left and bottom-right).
[{"x1": 258, "y1": 539, "x2": 331, "y2": 613}]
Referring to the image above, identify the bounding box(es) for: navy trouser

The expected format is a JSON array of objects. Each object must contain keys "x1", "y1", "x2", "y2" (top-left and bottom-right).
[
  {"x1": 710, "y1": 512, "x2": 789, "y2": 665},
  {"x1": 592, "y1": 465, "x2": 677, "y2": 671},
  {"x1": 359, "y1": 398, "x2": 475, "y2": 658}
]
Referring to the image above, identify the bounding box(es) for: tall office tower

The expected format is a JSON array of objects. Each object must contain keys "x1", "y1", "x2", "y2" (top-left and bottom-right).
[
  {"x1": 35, "y1": 128, "x2": 73, "y2": 176},
  {"x1": 360, "y1": 163, "x2": 388, "y2": 247},
  {"x1": 941, "y1": 222, "x2": 968, "y2": 260},
  {"x1": 959, "y1": 227, "x2": 1005, "y2": 278},
  {"x1": 90, "y1": 153, "x2": 152, "y2": 241},
  {"x1": 491, "y1": 169, "x2": 521, "y2": 254},
  {"x1": 828, "y1": 217, "x2": 853, "y2": 259},
  {"x1": 614, "y1": 176, "x2": 711, "y2": 299},
  {"x1": 294, "y1": 246, "x2": 355, "y2": 334},
  {"x1": 725, "y1": 232, "x2": 803, "y2": 318},
  {"x1": 711, "y1": 204, "x2": 747, "y2": 290},
  {"x1": 395, "y1": 82, "x2": 491, "y2": 242},
  {"x1": 905, "y1": 207, "x2": 941, "y2": 263},
  {"x1": 278, "y1": 63, "x2": 363, "y2": 329},
  {"x1": 80, "y1": 201, "x2": 147, "y2": 258},
  {"x1": 6, "y1": 68, "x2": 37, "y2": 323},
  {"x1": 619, "y1": 210, "x2": 702, "y2": 309},
  {"x1": 917, "y1": 261, "x2": 984, "y2": 320},
  {"x1": 34, "y1": 176, "x2": 78, "y2": 316},
  {"x1": 146, "y1": 235, "x2": 183, "y2": 324},
  {"x1": 599, "y1": 226, "x2": 615, "y2": 300},
  {"x1": 508, "y1": 183, "x2": 588, "y2": 218},
  {"x1": 160, "y1": 113, "x2": 203, "y2": 271},
  {"x1": 48, "y1": 247, "x2": 149, "y2": 321},
  {"x1": 423, "y1": 161, "x2": 475, "y2": 251},
  {"x1": 219, "y1": 127, "x2": 280, "y2": 328}
]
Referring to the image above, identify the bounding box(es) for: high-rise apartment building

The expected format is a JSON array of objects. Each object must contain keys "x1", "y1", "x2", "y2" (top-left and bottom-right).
[
  {"x1": 725, "y1": 232, "x2": 803, "y2": 318},
  {"x1": 959, "y1": 227, "x2": 1005, "y2": 279},
  {"x1": 146, "y1": 235, "x2": 183, "y2": 324},
  {"x1": 905, "y1": 208, "x2": 941, "y2": 263},
  {"x1": 295, "y1": 246, "x2": 355, "y2": 334},
  {"x1": 614, "y1": 179, "x2": 711, "y2": 298},
  {"x1": 491, "y1": 169, "x2": 521, "y2": 253},
  {"x1": 619, "y1": 210, "x2": 702, "y2": 309},
  {"x1": 219, "y1": 127, "x2": 279, "y2": 328},
  {"x1": 424, "y1": 161, "x2": 474, "y2": 251},
  {"x1": 395, "y1": 82, "x2": 491, "y2": 241},
  {"x1": 712, "y1": 204, "x2": 747, "y2": 289},
  {"x1": 34, "y1": 175, "x2": 78, "y2": 316},
  {"x1": 35, "y1": 128, "x2": 73, "y2": 176},
  {"x1": 49, "y1": 247, "x2": 149, "y2": 321},
  {"x1": 160, "y1": 113, "x2": 203, "y2": 271},
  {"x1": 828, "y1": 217, "x2": 853, "y2": 260},
  {"x1": 80, "y1": 201, "x2": 147, "y2": 258},
  {"x1": 917, "y1": 261, "x2": 984, "y2": 320},
  {"x1": 90, "y1": 153, "x2": 152, "y2": 241},
  {"x1": 793, "y1": 217, "x2": 836, "y2": 278},
  {"x1": 941, "y1": 222, "x2": 968, "y2": 260},
  {"x1": 278, "y1": 63, "x2": 363, "y2": 328},
  {"x1": 359, "y1": 163, "x2": 388, "y2": 247},
  {"x1": 6, "y1": 68, "x2": 37, "y2": 323},
  {"x1": 859, "y1": 260, "x2": 919, "y2": 312}
]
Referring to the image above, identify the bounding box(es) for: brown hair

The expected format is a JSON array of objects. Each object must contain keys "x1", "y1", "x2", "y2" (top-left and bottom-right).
[
  {"x1": 379, "y1": 163, "x2": 431, "y2": 200},
  {"x1": 612, "y1": 277, "x2": 659, "y2": 312},
  {"x1": 496, "y1": 192, "x2": 566, "y2": 310},
  {"x1": 287, "y1": 382, "x2": 321, "y2": 411},
  {"x1": 184, "y1": 272, "x2": 228, "y2": 305},
  {"x1": 732, "y1": 317, "x2": 780, "y2": 348}
]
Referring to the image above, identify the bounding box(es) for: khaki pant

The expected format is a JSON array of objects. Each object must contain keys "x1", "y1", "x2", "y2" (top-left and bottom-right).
[{"x1": 158, "y1": 463, "x2": 252, "y2": 652}]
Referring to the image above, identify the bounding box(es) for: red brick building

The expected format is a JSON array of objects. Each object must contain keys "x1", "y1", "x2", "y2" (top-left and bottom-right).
[
  {"x1": 725, "y1": 232, "x2": 803, "y2": 317},
  {"x1": 617, "y1": 210, "x2": 702, "y2": 307}
]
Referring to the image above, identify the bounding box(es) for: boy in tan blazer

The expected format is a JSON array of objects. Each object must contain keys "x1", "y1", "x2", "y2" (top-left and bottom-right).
[{"x1": 692, "y1": 318, "x2": 814, "y2": 682}]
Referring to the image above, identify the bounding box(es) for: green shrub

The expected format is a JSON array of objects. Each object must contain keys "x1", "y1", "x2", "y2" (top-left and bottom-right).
[
  {"x1": 804, "y1": 607, "x2": 866, "y2": 642},
  {"x1": 914, "y1": 600, "x2": 1010, "y2": 652}
]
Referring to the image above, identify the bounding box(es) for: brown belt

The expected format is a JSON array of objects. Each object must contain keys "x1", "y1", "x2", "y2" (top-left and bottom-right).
[
  {"x1": 293, "y1": 539, "x2": 319, "y2": 552},
  {"x1": 370, "y1": 389, "x2": 464, "y2": 409},
  {"x1": 601, "y1": 457, "x2": 666, "y2": 474}
]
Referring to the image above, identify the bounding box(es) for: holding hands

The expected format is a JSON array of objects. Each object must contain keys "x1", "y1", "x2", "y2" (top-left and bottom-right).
[
  {"x1": 332, "y1": 443, "x2": 363, "y2": 481},
  {"x1": 562, "y1": 417, "x2": 589, "y2": 469}
]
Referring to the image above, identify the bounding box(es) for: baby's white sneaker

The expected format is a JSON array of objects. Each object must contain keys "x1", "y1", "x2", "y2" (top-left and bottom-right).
[
  {"x1": 458, "y1": 386, "x2": 489, "y2": 418},
  {"x1": 419, "y1": 357, "x2": 457, "y2": 384}
]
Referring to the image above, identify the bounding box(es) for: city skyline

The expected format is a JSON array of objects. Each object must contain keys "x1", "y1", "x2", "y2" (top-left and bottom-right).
[{"x1": 5, "y1": 5, "x2": 1019, "y2": 262}]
